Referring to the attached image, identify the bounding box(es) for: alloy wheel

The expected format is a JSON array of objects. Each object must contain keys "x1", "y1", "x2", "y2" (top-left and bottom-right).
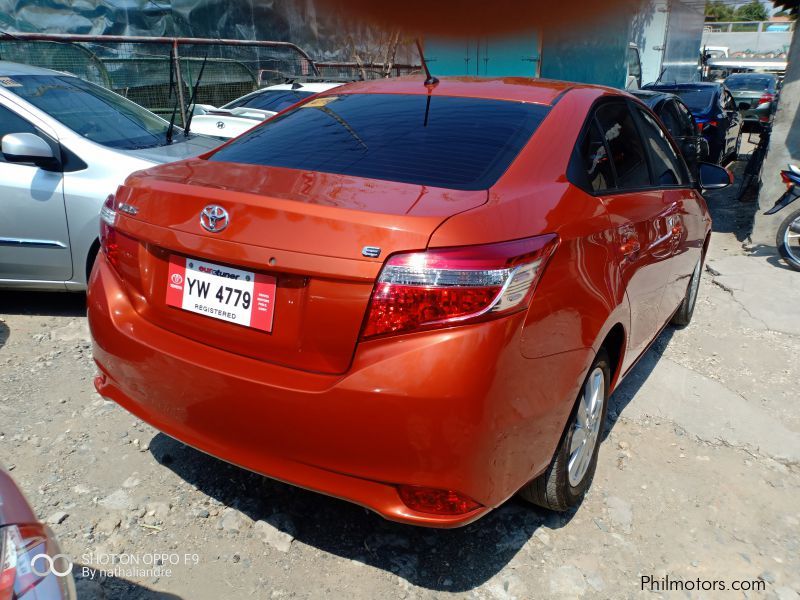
[
  {"x1": 568, "y1": 367, "x2": 606, "y2": 487},
  {"x1": 783, "y1": 215, "x2": 800, "y2": 267}
]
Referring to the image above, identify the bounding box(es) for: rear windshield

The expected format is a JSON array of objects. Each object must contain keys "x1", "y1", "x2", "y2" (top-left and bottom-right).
[
  {"x1": 209, "y1": 93, "x2": 549, "y2": 190},
  {"x1": 670, "y1": 89, "x2": 715, "y2": 113},
  {"x1": 725, "y1": 75, "x2": 776, "y2": 92},
  {"x1": 223, "y1": 90, "x2": 315, "y2": 112}
]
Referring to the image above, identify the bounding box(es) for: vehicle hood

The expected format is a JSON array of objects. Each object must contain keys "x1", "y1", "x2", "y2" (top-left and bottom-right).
[{"x1": 119, "y1": 135, "x2": 221, "y2": 165}]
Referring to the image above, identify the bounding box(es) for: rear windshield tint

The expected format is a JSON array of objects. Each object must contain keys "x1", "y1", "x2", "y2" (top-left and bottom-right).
[
  {"x1": 670, "y1": 89, "x2": 715, "y2": 113},
  {"x1": 208, "y1": 93, "x2": 549, "y2": 190}
]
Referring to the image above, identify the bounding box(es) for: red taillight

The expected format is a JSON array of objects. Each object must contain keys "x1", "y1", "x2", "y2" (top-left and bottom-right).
[
  {"x1": 0, "y1": 524, "x2": 64, "y2": 600},
  {"x1": 758, "y1": 93, "x2": 774, "y2": 105},
  {"x1": 361, "y1": 234, "x2": 558, "y2": 339},
  {"x1": 99, "y1": 193, "x2": 138, "y2": 272},
  {"x1": 397, "y1": 485, "x2": 482, "y2": 516},
  {"x1": 697, "y1": 120, "x2": 718, "y2": 134},
  {"x1": 99, "y1": 194, "x2": 118, "y2": 266}
]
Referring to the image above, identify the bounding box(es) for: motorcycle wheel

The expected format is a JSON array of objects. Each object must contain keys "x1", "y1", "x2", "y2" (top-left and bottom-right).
[{"x1": 777, "y1": 207, "x2": 800, "y2": 272}]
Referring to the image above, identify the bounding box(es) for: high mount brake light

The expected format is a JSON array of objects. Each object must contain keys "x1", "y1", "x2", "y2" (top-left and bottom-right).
[{"x1": 361, "y1": 234, "x2": 558, "y2": 339}]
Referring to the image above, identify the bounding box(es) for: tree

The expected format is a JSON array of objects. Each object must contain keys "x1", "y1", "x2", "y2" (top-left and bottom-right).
[
  {"x1": 734, "y1": 1, "x2": 769, "y2": 21},
  {"x1": 705, "y1": 0, "x2": 735, "y2": 21}
]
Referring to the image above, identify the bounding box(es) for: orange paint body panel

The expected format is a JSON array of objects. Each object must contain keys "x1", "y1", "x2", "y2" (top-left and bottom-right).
[{"x1": 89, "y1": 77, "x2": 711, "y2": 526}]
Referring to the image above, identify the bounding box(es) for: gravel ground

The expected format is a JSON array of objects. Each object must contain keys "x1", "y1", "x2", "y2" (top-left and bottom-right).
[{"x1": 1, "y1": 153, "x2": 798, "y2": 600}]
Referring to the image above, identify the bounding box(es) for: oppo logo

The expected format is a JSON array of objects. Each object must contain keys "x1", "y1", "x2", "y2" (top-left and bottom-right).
[{"x1": 30, "y1": 553, "x2": 74, "y2": 577}]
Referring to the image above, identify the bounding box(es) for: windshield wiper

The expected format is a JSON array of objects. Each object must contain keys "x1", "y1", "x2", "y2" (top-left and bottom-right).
[
  {"x1": 183, "y1": 55, "x2": 208, "y2": 138},
  {"x1": 165, "y1": 45, "x2": 179, "y2": 145}
]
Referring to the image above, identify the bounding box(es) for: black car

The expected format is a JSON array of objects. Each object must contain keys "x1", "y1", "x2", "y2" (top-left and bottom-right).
[
  {"x1": 642, "y1": 82, "x2": 742, "y2": 165},
  {"x1": 630, "y1": 89, "x2": 709, "y2": 174}
]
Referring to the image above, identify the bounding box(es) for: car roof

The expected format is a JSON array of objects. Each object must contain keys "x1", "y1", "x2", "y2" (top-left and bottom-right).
[
  {"x1": 644, "y1": 82, "x2": 721, "y2": 91},
  {"x1": 725, "y1": 72, "x2": 776, "y2": 79},
  {"x1": 0, "y1": 61, "x2": 65, "y2": 77},
  {"x1": 326, "y1": 75, "x2": 597, "y2": 106},
  {"x1": 263, "y1": 82, "x2": 342, "y2": 93}
]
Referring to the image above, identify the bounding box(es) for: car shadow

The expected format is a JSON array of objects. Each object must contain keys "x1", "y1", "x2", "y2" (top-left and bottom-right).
[
  {"x1": 604, "y1": 325, "x2": 676, "y2": 439},
  {"x1": 72, "y1": 563, "x2": 184, "y2": 599},
  {"x1": 149, "y1": 433, "x2": 573, "y2": 593},
  {"x1": 0, "y1": 320, "x2": 8, "y2": 350},
  {"x1": 0, "y1": 291, "x2": 86, "y2": 317}
]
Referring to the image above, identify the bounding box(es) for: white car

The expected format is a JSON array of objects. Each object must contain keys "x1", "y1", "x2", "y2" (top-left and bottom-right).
[{"x1": 189, "y1": 81, "x2": 344, "y2": 139}]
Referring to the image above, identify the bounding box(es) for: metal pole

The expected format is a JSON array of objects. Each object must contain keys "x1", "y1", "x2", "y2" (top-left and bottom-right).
[
  {"x1": 172, "y1": 41, "x2": 188, "y2": 128},
  {"x1": 0, "y1": 31, "x2": 321, "y2": 76}
]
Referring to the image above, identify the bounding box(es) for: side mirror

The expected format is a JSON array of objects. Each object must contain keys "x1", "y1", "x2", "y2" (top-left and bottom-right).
[
  {"x1": 2, "y1": 133, "x2": 59, "y2": 169},
  {"x1": 698, "y1": 162, "x2": 732, "y2": 190}
]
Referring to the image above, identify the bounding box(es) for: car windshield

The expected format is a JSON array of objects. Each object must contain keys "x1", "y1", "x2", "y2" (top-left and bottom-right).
[
  {"x1": 5, "y1": 74, "x2": 171, "y2": 149},
  {"x1": 209, "y1": 93, "x2": 550, "y2": 190},
  {"x1": 725, "y1": 75, "x2": 776, "y2": 92},
  {"x1": 670, "y1": 89, "x2": 715, "y2": 113},
  {"x1": 223, "y1": 90, "x2": 316, "y2": 113}
]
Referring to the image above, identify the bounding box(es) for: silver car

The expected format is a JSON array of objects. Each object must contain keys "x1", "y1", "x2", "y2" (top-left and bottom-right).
[{"x1": 0, "y1": 61, "x2": 219, "y2": 291}]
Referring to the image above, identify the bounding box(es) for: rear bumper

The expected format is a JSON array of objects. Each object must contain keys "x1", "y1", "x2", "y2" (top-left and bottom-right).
[{"x1": 88, "y1": 254, "x2": 579, "y2": 527}]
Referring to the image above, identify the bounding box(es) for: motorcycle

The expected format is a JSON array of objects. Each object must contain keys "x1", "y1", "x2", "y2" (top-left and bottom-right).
[{"x1": 765, "y1": 164, "x2": 800, "y2": 271}]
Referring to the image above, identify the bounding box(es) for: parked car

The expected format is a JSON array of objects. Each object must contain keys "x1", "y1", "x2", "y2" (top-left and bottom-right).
[
  {"x1": 0, "y1": 465, "x2": 76, "y2": 599},
  {"x1": 723, "y1": 72, "x2": 779, "y2": 127},
  {"x1": 0, "y1": 61, "x2": 220, "y2": 291},
  {"x1": 630, "y1": 89, "x2": 709, "y2": 175},
  {"x1": 189, "y1": 81, "x2": 343, "y2": 139},
  {"x1": 89, "y1": 77, "x2": 729, "y2": 527},
  {"x1": 642, "y1": 81, "x2": 742, "y2": 164}
]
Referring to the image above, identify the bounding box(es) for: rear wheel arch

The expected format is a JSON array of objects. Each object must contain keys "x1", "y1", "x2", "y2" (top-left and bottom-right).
[
  {"x1": 597, "y1": 323, "x2": 626, "y2": 390},
  {"x1": 86, "y1": 238, "x2": 100, "y2": 283}
]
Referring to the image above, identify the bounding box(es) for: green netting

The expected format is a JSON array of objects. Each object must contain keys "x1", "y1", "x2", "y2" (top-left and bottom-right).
[{"x1": 0, "y1": 38, "x2": 311, "y2": 125}]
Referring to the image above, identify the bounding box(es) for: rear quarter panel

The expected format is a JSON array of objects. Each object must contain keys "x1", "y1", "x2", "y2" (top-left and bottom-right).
[{"x1": 428, "y1": 87, "x2": 630, "y2": 479}]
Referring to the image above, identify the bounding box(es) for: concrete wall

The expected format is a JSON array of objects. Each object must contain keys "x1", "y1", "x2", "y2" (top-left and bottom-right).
[
  {"x1": 702, "y1": 31, "x2": 793, "y2": 55},
  {"x1": 752, "y1": 28, "x2": 800, "y2": 248}
]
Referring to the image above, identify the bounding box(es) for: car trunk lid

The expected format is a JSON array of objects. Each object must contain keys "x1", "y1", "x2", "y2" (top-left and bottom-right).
[{"x1": 108, "y1": 159, "x2": 488, "y2": 374}]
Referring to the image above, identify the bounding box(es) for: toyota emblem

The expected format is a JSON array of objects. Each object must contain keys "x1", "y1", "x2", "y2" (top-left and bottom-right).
[{"x1": 200, "y1": 205, "x2": 229, "y2": 233}]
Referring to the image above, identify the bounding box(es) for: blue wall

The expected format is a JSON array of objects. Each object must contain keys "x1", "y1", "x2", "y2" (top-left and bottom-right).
[{"x1": 425, "y1": 12, "x2": 635, "y2": 88}]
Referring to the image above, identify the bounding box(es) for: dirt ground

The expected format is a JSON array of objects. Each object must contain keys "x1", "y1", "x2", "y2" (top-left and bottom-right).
[{"x1": 1, "y1": 149, "x2": 798, "y2": 600}]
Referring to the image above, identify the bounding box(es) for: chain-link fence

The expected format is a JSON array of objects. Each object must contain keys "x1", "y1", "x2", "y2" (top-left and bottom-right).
[{"x1": 0, "y1": 33, "x2": 319, "y2": 126}]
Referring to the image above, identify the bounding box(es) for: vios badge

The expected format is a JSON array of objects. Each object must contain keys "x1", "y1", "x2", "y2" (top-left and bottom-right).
[{"x1": 200, "y1": 205, "x2": 229, "y2": 233}]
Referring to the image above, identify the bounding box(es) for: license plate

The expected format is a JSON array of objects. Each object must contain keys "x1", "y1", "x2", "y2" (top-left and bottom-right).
[{"x1": 165, "y1": 256, "x2": 276, "y2": 332}]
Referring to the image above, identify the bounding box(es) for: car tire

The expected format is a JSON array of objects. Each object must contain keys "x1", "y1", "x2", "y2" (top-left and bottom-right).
[
  {"x1": 671, "y1": 256, "x2": 703, "y2": 327},
  {"x1": 519, "y1": 349, "x2": 610, "y2": 512}
]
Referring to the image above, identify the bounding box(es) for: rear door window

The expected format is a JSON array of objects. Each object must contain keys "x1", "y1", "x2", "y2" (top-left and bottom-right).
[
  {"x1": 580, "y1": 120, "x2": 615, "y2": 192},
  {"x1": 635, "y1": 107, "x2": 688, "y2": 186},
  {"x1": 209, "y1": 93, "x2": 550, "y2": 190},
  {"x1": 594, "y1": 102, "x2": 650, "y2": 190}
]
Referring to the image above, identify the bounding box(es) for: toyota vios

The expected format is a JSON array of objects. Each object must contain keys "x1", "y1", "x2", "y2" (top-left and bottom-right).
[{"x1": 88, "y1": 77, "x2": 729, "y2": 527}]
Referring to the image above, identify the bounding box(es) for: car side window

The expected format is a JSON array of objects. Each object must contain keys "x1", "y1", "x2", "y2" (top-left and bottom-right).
[
  {"x1": 658, "y1": 102, "x2": 682, "y2": 139},
  {"x1": 672, "y1": 101, "x2": 696, "y2": 138},
  {"x1": 595, "y1": 102, "x2": 650, "y2": 190},
  {"x1": 635, "y1": 107, "x2": 688, "y2": 187},
  {"x1": 580, "y1": 120, "x2": 615, "y2": 193},
  {"x1": 0, "y1": 104, "x2": 38, "y2": 164}
]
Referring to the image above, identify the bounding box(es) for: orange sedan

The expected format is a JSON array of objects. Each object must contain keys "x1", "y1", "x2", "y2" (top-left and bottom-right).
[{"x1": 88, "y1": 77, "x2": 729, "y2": 527}]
